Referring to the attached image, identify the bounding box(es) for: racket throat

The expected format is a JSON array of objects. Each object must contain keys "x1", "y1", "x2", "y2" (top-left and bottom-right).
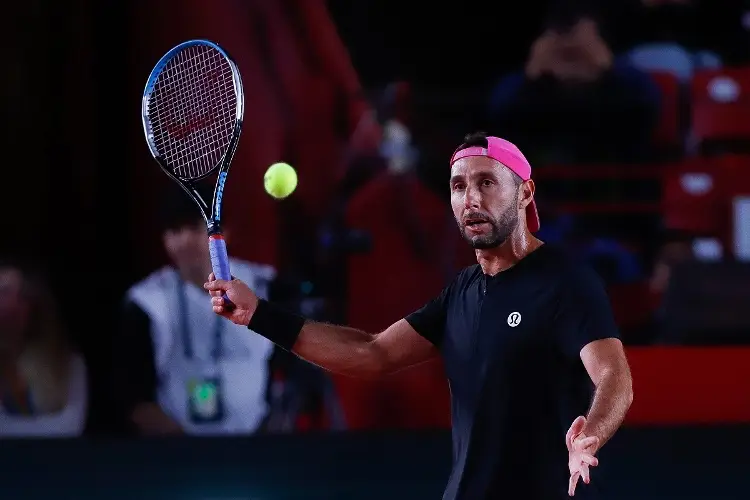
[{"x1": 206, "y1": 221, "x2": 225, "y2": 237}]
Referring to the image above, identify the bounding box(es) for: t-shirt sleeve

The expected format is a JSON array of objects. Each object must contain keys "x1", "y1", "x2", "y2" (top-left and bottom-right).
[
  {"x1": 555, "y1": 266, "x2": 620, "y2": 359},
  {"x1": 405, "y1": 285, "x2": 451, "y2": 347}
]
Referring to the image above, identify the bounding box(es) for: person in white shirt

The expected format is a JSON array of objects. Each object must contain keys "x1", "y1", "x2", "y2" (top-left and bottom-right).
[
  {"x1": 113, "y1": 187, "x2": 275, "y2": 436},
  {"x1": 0, "y1": 259, "x2": 88, "y2": 438}
]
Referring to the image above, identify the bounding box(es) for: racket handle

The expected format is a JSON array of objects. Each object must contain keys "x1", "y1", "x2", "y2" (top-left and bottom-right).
[{"x1": 208, "y1": 235, "x2": 235, "y2": 309}]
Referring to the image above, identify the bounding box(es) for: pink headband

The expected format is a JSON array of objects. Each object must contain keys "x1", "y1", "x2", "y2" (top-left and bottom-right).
[
  {"x1": 450, "y1": 138, "x2": 532, "y2": 180},
  {"x1": 449, "y1": 136, "x2": 540, "y2": 232}
]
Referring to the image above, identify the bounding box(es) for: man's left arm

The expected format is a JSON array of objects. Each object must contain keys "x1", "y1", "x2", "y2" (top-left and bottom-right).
[
  {"x1": 579, "y1": 338, "x2": 633, "y2": 450},
  {"x1": 557, "y1": 266, "x2": 634, "y2": 452}
]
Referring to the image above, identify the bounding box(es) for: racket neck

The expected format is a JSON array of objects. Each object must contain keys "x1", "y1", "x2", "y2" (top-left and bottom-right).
[{"x1": 207, "y1": 221, "x2": 224, "y2": 237}]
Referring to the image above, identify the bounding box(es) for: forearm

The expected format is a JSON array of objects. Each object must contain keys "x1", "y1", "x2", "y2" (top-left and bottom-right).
[
  {"x1": 293, "y1": 321, "x2": 384, "y2": 377},
  {"x1": 583, "y1": 371, "x2": 633, "y2": 449}
]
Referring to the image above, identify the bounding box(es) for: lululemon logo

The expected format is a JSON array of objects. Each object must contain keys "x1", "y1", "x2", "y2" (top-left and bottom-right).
[{"x1": 507, "y1": 312, "x2": 522, "y2": 327}]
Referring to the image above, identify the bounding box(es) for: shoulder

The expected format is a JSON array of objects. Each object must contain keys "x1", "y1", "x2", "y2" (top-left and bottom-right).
[
  {"x1": 125, "y1": 267, "x2": 179, "y2": 321},
  {"x1": 525, "y1": 244, "x2": 602, "y2": 287},
  {"x1": 530, "y1": 246, "x2": 612, "y2": 319},
  {"x1": 126, "y1": 266, "x2": 177, "y2": 301}
]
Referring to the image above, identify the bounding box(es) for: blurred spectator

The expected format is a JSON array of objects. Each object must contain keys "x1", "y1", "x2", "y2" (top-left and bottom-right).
[
  {"x1": 489, "y1": 0, "x2": 660, "y2": 163},
  {"x1": 629, "y1": 236, "x2": 695, "y2": 344},
  {"x1": 0, "y1": 260, "x2": 88, "y2": 437},
  {"x1": 112, "y1": 187, "x2": 276, "y2": 436},
  {"x1": 568, "y1": 225, "x2": 644, "y2": 285},
  {"x1": 619, "y1": 0, "x2": 750, "y2": 79},
  {"x1": 624, "y1": 0, "x2": 722, "y2": 82}
]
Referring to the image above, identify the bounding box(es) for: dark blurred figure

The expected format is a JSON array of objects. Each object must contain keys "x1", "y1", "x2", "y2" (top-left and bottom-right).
[
  {"x1": 0, "y1": 259, "x2": 88, "y2": 437},
  {"x1": 489, "y1": 0, "x2": 660, "y2": 164}
]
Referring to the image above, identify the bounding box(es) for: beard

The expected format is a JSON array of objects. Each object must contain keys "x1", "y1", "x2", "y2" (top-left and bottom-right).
[{"x1": 459, "y1": 204, "x2": 519, "y2": 249}]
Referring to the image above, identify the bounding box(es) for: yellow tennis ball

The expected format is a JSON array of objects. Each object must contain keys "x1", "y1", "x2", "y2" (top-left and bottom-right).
[{"x1": 264, "y1": 162, "x2": 298, "y2": 199}]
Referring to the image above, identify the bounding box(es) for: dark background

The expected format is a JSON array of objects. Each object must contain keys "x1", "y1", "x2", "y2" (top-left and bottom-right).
[{"x1": 4, "y1": 0, "x2": 750, "y2": 498}]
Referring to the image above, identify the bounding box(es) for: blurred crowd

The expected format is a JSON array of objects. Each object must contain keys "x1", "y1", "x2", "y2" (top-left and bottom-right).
[{"x1": 3, "y1": 0, "x2": 750, "y2": 440}]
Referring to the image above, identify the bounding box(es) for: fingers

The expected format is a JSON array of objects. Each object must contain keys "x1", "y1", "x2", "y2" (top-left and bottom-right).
[
  {"x1": 207, "y1": 272, "x2": 236, "y2": 281},
  {"x1": 569, "y1": 453, "x2": 598, "y2": 497},
  {"x1": 580, "y1": 463, "x2": 590, "y2": 485},
  {"x1": 568, "y1": 471, "x2": 579, "y2": 496},
  {"x1": 212, "y1": 296, "x2": 228, "y2": 315},
  {"x1": 579, "y1": 451, "x2": 599, "y2": 467},
  {"x1": 576, "y1": 436, "x2": 600, "y2": 452},
  {"x1": 204, "y1": 279, "x2": 230, "y2": 292},
  {"x1": 566, "y1": 416, "x2": 586, "y2": 449}
]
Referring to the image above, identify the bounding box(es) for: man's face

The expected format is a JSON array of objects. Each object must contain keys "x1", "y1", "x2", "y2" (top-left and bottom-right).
[
  {"x1": 449, "y1": 156, "x2": 523, "y2": 249},
  {"x1": 162, "y1": 220, "x2": 210, "y2": 276}
]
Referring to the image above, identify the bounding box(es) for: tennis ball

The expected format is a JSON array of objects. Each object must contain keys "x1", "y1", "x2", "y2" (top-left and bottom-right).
[{"x1": 264, "y1": 162, "x2": 298, "y2": 199}]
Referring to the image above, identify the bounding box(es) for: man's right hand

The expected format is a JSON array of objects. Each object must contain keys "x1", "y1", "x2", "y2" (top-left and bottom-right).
[{"x1": 204, "y1": 273, "x2": 258, "y2": 326}]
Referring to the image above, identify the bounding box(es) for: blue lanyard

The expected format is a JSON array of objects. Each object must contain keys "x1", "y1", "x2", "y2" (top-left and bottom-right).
[{"x1": 177, "y1": 280, "x2": 224, "y2": 361}]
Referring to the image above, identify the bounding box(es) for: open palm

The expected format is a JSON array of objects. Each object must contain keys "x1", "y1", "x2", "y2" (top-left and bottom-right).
[{"x1": 566, "y1": 416, "x2": 600, "y2": 496}]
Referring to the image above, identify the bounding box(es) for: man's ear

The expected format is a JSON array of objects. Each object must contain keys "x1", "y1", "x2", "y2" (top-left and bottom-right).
[{"x1": 519, "y1": 179, "x2": 536, "y2": 209}]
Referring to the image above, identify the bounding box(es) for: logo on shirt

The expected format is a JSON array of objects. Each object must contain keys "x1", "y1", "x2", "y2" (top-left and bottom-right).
[{"x1": 507, "y1": 312, "x2": 522, "y2": 327}]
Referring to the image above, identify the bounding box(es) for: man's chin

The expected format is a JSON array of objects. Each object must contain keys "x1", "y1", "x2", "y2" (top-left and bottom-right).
[{"x1": 465, "y1": 234, "x2": 503, "y2": 250}]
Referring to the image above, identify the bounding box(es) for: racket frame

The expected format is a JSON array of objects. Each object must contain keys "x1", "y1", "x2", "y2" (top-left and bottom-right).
[
  {"x1": 141, "y1": 39, "x2": 244, "y2": 238},
  {"x1": 142, "y1": 40, "x2": 244, "y2": 297}
]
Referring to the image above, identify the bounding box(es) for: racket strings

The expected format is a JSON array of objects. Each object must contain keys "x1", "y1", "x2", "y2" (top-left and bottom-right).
[{"x1": 147, "y1": 44, "x2": 237, "y2": 180}]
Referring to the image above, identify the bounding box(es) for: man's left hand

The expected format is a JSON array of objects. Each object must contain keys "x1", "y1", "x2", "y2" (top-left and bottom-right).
[{"x1": 566, "y1": 416, "x2": 600, "y2": 496}]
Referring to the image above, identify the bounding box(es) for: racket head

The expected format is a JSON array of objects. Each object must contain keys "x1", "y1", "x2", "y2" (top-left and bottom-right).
[{"x1": 141, "y1": 40, "x2": 244, "y2": 187}]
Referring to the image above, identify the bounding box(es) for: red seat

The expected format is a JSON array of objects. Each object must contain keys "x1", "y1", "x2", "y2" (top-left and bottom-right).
[
  {"x1": 661, "y1": 157, "x2": 728, "y2": 237},
  {"x1": 649, "y1": 71, "x2": 681, "y2": 148},
  {"x1": 722, "y1": 155, "x2": 750, "y2": 195},
  {"x1": 691, "y1": 67, "x2": 750, "y2": 144},
  {"x1": 335, "y1": 173, "x2": 473, "y2": 430}
]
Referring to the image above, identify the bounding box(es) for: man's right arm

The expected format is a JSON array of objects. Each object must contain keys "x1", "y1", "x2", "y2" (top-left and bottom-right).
[
  {"x1": 291, "y1": 319, "x2": 438, "y2": 378},
  {"x1": 206, "y1": 274, "x2": 449, "y2": 379}
]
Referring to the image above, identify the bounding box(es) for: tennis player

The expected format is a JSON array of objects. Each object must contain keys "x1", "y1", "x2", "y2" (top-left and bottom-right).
[{"x1": 205, "y1": 131, "x2": 633, "y2": 499}]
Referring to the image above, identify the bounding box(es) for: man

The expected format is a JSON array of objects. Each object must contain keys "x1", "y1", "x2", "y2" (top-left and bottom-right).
[
  {"x1": 205, "y1": 132, "x2": 633, "y2": 498},
  {"x1": 113, "y1": 186, "x2": 276, "y2": 436}
]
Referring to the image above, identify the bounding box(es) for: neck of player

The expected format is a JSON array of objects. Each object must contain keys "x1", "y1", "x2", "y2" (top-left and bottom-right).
[{"x1": 475, "y1": 227, "x2": 543, "y2": 276}]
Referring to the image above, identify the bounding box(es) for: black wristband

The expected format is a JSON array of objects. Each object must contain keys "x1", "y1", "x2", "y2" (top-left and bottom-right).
[{"x1": 247, "y1": 299, "x2": 305, "y2": 351}]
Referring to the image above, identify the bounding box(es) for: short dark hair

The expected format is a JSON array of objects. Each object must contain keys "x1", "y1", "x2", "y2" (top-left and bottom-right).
[
  {"x1": 459, "y1": 130, "x2": 490, "y2": 149},
  {"x1": 159, "y1": 184, "x2": 209, "y2": 232},
  {"x1": 454, "y1": 131, "x2": 523, "y2": 188}
]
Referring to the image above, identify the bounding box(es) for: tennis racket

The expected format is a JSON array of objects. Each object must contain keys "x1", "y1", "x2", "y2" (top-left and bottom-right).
[{"x1": 141, "y1": 39, "x2": 244, "y2": 306}]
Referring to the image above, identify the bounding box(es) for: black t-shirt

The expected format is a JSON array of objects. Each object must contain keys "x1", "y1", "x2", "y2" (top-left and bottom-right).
[{"x1": 406, "y1": 245, "x2": 619, "y2": 500}]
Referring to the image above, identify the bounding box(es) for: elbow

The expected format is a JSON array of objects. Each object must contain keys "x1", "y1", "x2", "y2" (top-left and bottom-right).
[
  {"x1": 617, "y1": 369, "x2": 634, "y2": 411},
  {"x1": 625, "y1": 379, "x2": 634, "y2": 409},
  {"x1": 345, "y1": 336, "x2": 391, "y2": 379}
]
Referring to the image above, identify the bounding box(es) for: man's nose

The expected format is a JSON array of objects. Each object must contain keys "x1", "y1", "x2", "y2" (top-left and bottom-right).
[{"x1": 463, "y1": 186, "x2": 481, "y2": 210}]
